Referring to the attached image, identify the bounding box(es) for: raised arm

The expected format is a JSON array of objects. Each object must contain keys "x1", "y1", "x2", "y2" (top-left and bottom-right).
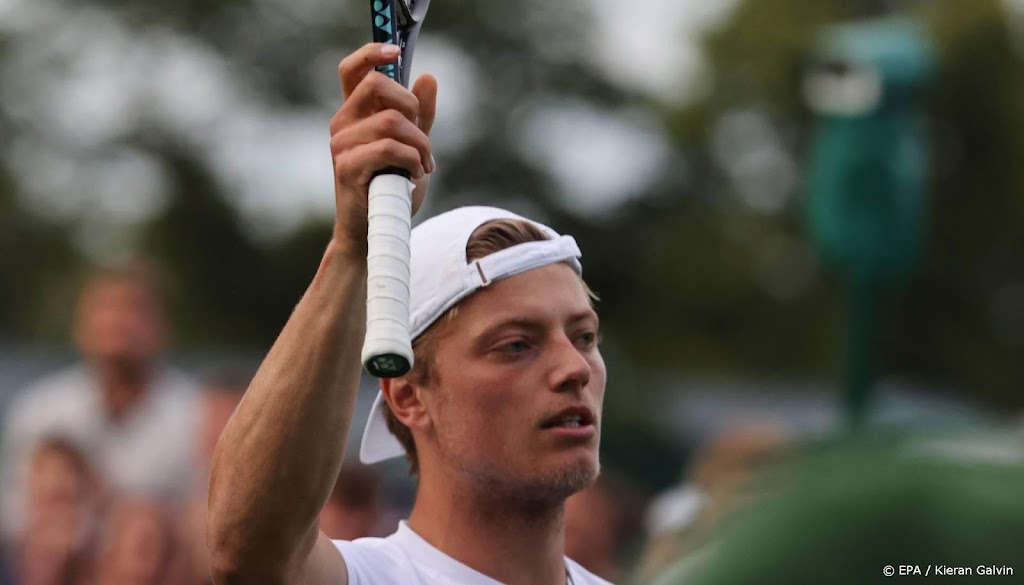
[{"x1": 208, "y1": 43, "x2": 437, "y2": 585}]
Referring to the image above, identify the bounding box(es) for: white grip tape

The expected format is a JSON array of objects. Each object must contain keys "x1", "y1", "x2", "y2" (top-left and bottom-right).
[{"x1": 361, "y1": 174, "x2": 416, "y2": 375}]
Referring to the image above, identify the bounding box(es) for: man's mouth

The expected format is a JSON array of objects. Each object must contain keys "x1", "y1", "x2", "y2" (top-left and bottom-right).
[{"x1": 540, "y1": 407, "x2": 595, "y2": 430}]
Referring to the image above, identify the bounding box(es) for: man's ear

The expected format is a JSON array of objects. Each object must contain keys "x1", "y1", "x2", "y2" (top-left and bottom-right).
[{"x1": 381, "y1": 376, "x2": 432, "y2": 432}]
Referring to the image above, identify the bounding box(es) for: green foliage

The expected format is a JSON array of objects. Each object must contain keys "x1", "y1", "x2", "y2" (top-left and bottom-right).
[
  {"x1": 891, "y1": 0, "x2": 1024, "y2": 404},
  {"x1": 2, "y1": 0, "x2": 1023, "y2": 412},
  {"x1": 0, "y1": 0, "x2": 628, "y2": 353},
  {"x1": 0, "y1": 163, "x2": 80, "y2": 343},
  {"x1": 138, "y1": 143, "x2": 325, "y2": 348}
]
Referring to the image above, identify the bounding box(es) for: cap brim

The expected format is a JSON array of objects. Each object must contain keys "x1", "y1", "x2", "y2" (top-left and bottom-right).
[{"x1": 359, "y1": 391, "x2": 406, "y2": 464}]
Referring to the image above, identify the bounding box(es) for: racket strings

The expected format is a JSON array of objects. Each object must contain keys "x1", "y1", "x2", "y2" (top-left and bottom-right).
[{"x1": 395, "y1": 0, "x2": 415, "y2": 27}]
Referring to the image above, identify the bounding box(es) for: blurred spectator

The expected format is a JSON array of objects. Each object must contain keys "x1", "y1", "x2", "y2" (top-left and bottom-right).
[
  {"x1": 91, "y1": 499, "x2": 180, "y2": 585},
  {"x1": 179, "y1": 364, "x2": 250, "y2": 585},
  {"x1": 0, "y1": 261, "x2": 201, "y2": 539},
  {"x1": 318, "y1": 463, "x2": 385, "y2": 541},
  {"x1": 636, "y1": 420, "x2": 791, "y2": 581},
  {"x1": 650, "y1": 431, "x2": 1024, "y2": 585},
  {"x1": 564, "y1": 469, "x2": 646, "y2": 583},
  {"x1": 9, "y1": 437, "x2": 99, "y2": 585}
]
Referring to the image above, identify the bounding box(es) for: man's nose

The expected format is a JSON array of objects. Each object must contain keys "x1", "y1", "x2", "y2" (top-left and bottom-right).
[{"x1": 548, "y1": 334, "x2": 591, "y2": 393}]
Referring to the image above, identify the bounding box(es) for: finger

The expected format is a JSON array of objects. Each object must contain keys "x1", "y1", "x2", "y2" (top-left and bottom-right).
[
  {"x1": 329, "y1": 73, "x2": 420, "y2": 135},
  {"x1": 338, "y1": 43, "x2": 401, "y2": 98},
  {"x1": 335, "y1": 140, "x2": 427, "y2": 185},
  {"x1": 411, "y1": 74, "x2": 438, "y2": 136},
  {"x1": 349, "y1": 72, "x2": 419, "y2": 122},
  {"x1": 332, "y1": 110, "x2": 432, "y2": 174}
]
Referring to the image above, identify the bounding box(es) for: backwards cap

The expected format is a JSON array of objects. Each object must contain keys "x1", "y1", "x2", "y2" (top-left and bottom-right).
[{"x1": 359, "y1": 206, "x2": 583, "y2": 464}]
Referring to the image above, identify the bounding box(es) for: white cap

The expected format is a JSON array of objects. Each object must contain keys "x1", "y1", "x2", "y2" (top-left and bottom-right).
[{"x1": 358, "y1": 206, "x2": 583, "y2": 464}]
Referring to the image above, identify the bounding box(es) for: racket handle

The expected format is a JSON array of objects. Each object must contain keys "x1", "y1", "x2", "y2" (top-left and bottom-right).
[{"x1": 361, "y1": 172, "x2": 415, "y2": 378}]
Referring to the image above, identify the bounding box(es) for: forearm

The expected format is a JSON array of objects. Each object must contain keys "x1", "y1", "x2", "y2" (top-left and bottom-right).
[{"x1": 208, "y1": 238, "x2": 366, "y2": 581}]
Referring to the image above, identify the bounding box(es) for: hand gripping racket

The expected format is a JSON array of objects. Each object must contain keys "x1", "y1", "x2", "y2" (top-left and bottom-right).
[{"x1": 360, "y1": 0, "x2": 431, "y2": 378}]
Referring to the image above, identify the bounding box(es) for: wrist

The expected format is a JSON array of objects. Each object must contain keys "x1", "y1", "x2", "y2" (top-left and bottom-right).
[
  {"x1": 309, "y1": 237, "x2": 368, "y2": 327},
  {"x1": 329, "y1": 226, "x2": 369, "y2": 267}
]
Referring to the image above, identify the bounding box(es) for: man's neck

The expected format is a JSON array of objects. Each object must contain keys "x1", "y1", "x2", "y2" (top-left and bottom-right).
[
  {"x1": 93, "y1": 360, "x2": 152, "y2": 420},
  {"x1": 408, "y1": 472, "x2": 569, "y2": 585}
]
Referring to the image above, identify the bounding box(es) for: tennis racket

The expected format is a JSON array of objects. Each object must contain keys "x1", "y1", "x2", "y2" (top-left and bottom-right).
[{"x1": 360, "y1": 0, "x2": 431, "y2": 378}]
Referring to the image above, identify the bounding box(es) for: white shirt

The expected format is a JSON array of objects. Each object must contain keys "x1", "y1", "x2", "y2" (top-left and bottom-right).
[
  {"x1": 0, "y1": 363, "x2": 201, "y2": 535},
  {"x1": 335, "y1": 521, "x2": 614, "y2": 585}
]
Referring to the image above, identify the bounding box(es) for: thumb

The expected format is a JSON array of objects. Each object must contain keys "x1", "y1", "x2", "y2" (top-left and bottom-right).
[{"x1": 412, "y1": 73, "x2": 438, "y2": 135}]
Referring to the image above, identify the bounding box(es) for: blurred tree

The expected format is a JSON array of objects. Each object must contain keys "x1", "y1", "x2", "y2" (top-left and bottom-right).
[
  {"x1": 2, "y1": 0, "x2": 1023, "y2": 417},
  {"x1": 0, "y1": 162, "x2": 81, "y2": 344},
  {"x1": 564, "y1": 0, "x2": 851, "y2": 404},
  {"x1": 894, "y1": 0, "x2": 1024, "y2": 406},
  {"x1": 646, "y1": 0, "x2": 1024, "y2": 408},
  {"x1": 0, "y1": 0, "x2": 632, "y2": 353},
  {"x1": 140, "y1": 142, "x2": 282, "y2": 348}
]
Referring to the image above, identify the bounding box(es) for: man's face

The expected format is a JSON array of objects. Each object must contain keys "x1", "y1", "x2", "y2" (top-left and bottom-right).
[
  {"x1": 74, "y1": 279, "x2": 164, "y2": 368},
  {"x1": 420, "y1": 263, "x2": 606, "y2": 503}
]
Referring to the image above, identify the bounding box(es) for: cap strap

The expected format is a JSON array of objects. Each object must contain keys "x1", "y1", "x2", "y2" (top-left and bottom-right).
[{"x1": 468, "y1": 236, "x2": 582, "y2": 287}]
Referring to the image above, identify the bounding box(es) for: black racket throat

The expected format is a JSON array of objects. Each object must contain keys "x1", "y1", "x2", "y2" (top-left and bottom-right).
[
  {"x1": 372, "y1": 167, "x2": 412, "y2": 180},
  {"x1": 371, "y1": 0, "x2": 429, "y2": 178},
  {"x1": 371, "y1": 0, "x2": 431, "y2": 88}
]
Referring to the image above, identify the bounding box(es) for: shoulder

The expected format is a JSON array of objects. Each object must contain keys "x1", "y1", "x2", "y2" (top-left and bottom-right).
[
  {"x1": 566, "y1": 558, "x2": 616, "y2": 585},
  {"x1": 147, "y1": 367, "x2": 202, "y2": 416},
  {"x1": 9, "y1": 365, "x2": 93, "y2": 406},
  {"x1": 333, "y1": 536, "x2": 419, "y2": 585},
  {"x1": 153, "y1": 366, "x2": 200, "y2": 397},
  {"x1": 3, "y1": 365, "x2": 95, "y2": 430}
]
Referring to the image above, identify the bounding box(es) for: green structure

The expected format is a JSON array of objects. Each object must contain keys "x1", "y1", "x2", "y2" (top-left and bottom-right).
[
  {"x1": 653, "y1": 432, "x2": 1024, "y2": 585},
  {"x1": 804, "y1": 17, "x2": 935, "y2": 426}
]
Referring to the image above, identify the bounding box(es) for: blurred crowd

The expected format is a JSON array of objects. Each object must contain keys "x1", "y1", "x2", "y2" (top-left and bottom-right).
[
  {"x1": 0, "y1": 262, "x2": 399, "y2": 585},
  {"x1": 2, "y1": 260, "x2": 1022, "y2": 585}
]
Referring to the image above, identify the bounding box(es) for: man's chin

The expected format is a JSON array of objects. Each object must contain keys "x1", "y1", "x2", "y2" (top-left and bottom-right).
[
  {"x1": 453, "y1": 448, "x2": 600, "y2": 506},
  {"x1": 92, "y1": 353, "x2": 152, "y2": 375},
  {"x1": 529, "y1": 457, "x2": 600, "y2": 504}
]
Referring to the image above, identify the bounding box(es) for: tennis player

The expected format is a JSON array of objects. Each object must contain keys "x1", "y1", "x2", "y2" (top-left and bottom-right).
[{"x1": 208, "y1": 42, "x2": 611, "y2": 585}]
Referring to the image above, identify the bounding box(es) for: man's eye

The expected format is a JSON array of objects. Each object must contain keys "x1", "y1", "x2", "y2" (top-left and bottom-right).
[
  {"x1": 501, "y1": 340, "x2": 529, "y2": 353},
  {"x1": 577, "y1": 332, "x2": 598, "y2": 347}
]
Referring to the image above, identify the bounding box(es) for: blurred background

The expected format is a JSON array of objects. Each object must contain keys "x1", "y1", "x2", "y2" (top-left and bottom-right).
[{"x1": 2, "y1": 0, "x2": 1024, "y2": 582}]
